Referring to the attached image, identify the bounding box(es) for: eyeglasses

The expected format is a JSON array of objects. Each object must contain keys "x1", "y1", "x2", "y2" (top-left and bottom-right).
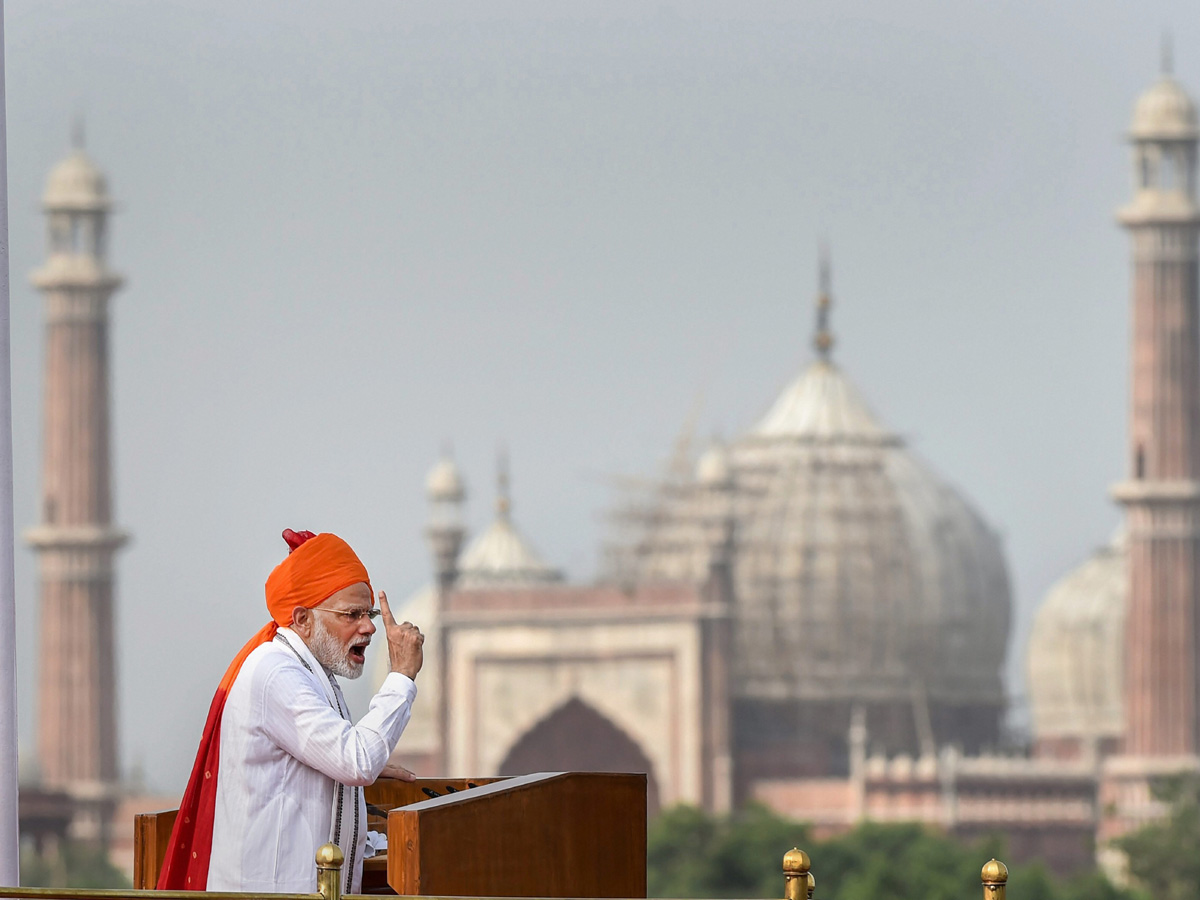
[{"x1": 312, "y1": 607, "x2": 381, "y2": 624}]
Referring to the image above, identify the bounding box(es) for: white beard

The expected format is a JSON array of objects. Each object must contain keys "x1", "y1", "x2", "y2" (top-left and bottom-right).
[{"x1": 309, "y1": 615, "x2": 366, "y2": 680}]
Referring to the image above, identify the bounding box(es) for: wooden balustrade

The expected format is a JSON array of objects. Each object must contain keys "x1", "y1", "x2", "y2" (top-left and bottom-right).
[{"x1": 132, "y1": 772, "x2": 645, "y2": 898}]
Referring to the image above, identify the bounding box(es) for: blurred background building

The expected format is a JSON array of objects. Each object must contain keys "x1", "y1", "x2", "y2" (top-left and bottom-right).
[
  {"x1": 377, "y1": 62, "x2": 1200, "y2": 877},
  {"x1": 19, "y1": 134, "x2": 128, "y2": 856},
  {"x1": 17, "y1": 140, "x2": 174, "y2": 880},
  {"x1": 14, "y1": 55, "x2": 1200, "y2": 881}
]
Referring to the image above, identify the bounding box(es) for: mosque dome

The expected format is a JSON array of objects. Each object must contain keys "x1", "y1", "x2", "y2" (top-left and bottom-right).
[
  {"x1": 732, "y1": 360, "x2": 1009, "y2": 708},
  {"x1": 1130, "y1": 75, "x2": 1199, "y2": 140},
  {"x1": 695, "y1": 441, "x2": 732, "y2": 488},
  {"x1": 426, "y1": 456, "x2": 465, "y2": 502},
  {"x1": 457, "y1": 517, "x2": 561, "y2": 586},
  {"x1": 611, "y1": 275, "x2": 1011, "y2": 750},
  {"x1": 43, "y1": 148, "x2": 111, "y2": 212},
  {"x1": 457, "y1": 462, "x2": 562, "y2": 587},
  {"x1": 1026, "y1": 535, "x2": 1125, "y2": 750}
]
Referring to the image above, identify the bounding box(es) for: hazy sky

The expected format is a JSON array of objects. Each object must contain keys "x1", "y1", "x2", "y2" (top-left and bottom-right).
[{"x1": 7, "y1": 0, "x2": 1196, "y2": 791}]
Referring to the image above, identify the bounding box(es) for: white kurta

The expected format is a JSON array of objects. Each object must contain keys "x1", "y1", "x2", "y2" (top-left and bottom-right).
[{"x1": 208, "y1": 627, "x2": 417, "y2": 893}]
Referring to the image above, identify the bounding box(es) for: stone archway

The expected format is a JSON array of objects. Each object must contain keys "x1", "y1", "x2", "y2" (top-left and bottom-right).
[{"x1": 497, "y1": 696, "x2": 661, "y2": 814}]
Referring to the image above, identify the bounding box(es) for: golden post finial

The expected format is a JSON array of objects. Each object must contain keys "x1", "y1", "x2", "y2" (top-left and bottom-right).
[
  {"x1": 806, "y1": 870, "x2": 816, "y2": 900},
  {"x1": 316, "y1": 843, "x2": 345, "y2": 900},
  {"x1": 981, "y1": 859, "x2": 1008, "y2": 900},
  {"x1": 783, "y1": 848, "x2": 811, "y2": 900}
]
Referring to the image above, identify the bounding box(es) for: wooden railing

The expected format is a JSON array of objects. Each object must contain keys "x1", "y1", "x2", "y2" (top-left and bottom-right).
[{"x1": 135, "y1": 773, "x2": 647, "y2": 898}]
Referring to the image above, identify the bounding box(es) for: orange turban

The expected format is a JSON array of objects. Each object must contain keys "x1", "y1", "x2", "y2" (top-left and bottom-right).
[
  {"x1": 266, "y1": 532, "x2": 372, "y2": 626},
  {"x1": 159, "y1": 530, "x2": 371, "y2": 891}
]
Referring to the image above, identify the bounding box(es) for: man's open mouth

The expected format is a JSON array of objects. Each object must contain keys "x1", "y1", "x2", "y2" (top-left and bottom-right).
[{"x1": 349, "y1": 643, "x2": 368, "y2": 664}]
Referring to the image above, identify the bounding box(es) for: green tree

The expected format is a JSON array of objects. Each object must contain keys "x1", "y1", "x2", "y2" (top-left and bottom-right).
[
  {"x1": 648, "y1": 804, "x2": 809, "y2": 898},
  {"x1": 816, "y1": 822, "x2": 991, "y2": 900},
  {"x1": 707, "y1": 804, "x2": 812, "y2": 898},
  {"x1": 1116, "y1": 772, "x2": 1200, "y2": 900},
  {"x1": 648, "y1": 804, "x2": 1136, "y2": 900},
  {"x1": 19, "y1": 840, "x2": 132, "y2": 889}
]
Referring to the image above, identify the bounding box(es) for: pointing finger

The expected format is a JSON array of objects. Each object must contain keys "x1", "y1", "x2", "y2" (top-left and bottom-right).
[{"x1": 378, "y1": 590, "x2": 397, "y2": 627}]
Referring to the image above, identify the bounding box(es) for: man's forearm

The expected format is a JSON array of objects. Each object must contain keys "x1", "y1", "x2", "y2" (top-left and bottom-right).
[{"x1": 262, "y1": 667, "x2": 417, "y2": 786}]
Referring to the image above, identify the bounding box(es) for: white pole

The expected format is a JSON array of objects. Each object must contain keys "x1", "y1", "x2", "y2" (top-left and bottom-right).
[{"x1": 0, "y1": 0, "x2": 19, "y2": 886}]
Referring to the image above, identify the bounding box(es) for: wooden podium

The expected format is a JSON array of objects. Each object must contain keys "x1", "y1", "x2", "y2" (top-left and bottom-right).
[{"x1": 135, "y1": 772, "x2": 647, "y2": 898}]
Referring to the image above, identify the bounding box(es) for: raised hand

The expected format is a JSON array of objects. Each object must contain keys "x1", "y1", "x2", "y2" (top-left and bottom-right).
[{"x1": 378, "y1": 589, "x2": 424, "y2": 680}]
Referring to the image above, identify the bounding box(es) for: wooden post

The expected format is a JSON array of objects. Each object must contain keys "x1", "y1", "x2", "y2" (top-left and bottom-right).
[
  {"x1": 782, "y1": 849, "x2": 811, "y2": 900},
  {"x1": 316, "y1": 843, "x2": 344, "y2": 900},
  {"x1": 982, "y1": 859, "x2": 1008, "y2": 900}
]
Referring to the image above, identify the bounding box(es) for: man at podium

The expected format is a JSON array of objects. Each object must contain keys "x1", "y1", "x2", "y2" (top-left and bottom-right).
[{"x1": 157, "y1": 530, "x2": 425, "y2": 894}]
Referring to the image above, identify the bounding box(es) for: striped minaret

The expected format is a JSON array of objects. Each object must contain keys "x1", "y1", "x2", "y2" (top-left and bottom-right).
[
  {"x1": 24, "y1": 131, "x2": 128, "y2": 844},
  {"x1": 1112, "y1": 59, "x2": 1200, "y2": 758}
]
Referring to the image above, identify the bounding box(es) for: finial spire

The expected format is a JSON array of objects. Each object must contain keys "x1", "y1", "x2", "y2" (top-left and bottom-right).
[
  {"x1": 1162, "y1": 30, "x2": 1174, "y2": 77},
  {"x1": 71, "y1": 114, "x2": 85, "y2": 151},
  {"x1": 813, "y1": 243, "x2": 834, "y2": 361},
  {"x1": 496, "y1": 445, "x2": 512, "y2": 520}
]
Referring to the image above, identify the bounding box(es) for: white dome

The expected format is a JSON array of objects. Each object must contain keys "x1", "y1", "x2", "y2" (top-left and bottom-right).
[
  {"x1": 43, "y1": 149, "x2": 111, "y2": 212},
  {"x1": 425, "y1": 456, "x2": 465, "y2": 501},
  {"x1": 456, "y1": 485, "x2": 562, "y2": 587},
  {"x1": 695, "y1": 441, "x2": 732, "y2": 487},
  {"x1": 752, "y1": 359, "x2": 889, "y2": 441},
  {"x1": 1131, "y1": 76, "x2": 1199, "y2": 140},
  {"x1": 1026, "y1": 535, "x2": 1125, "y2": 744},
  {"x1": 612, "y1": 357, "x2": 1011, "y2": 721}
]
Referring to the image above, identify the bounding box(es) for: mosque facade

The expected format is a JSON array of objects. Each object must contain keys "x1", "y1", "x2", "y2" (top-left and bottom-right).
[
  {"x1": 18, "y1": 60, "x2": 1199, "y2": 880},
  {"x1": 378, "y1": 65, "x2": 1200, "y2": 877}
]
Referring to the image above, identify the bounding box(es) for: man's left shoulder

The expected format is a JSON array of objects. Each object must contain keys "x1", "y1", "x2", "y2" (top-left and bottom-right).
[{"x1": 241, "y1": 640, "x2": 321, "y2": 699}]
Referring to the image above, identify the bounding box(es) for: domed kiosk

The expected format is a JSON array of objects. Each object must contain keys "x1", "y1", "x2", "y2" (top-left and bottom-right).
[
  {"x1": 373, "y1": 454, "x2": 563, "y2": 774},
  {"x1": 611, "y1": 262, "x2": 1012, "y2": 782},
  {"x1": 1026, "y1": 535, "x2": 1126, "y2": 761}
]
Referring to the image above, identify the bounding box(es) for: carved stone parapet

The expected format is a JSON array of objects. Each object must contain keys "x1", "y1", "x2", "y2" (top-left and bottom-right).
[
  {"x1": 31, "y1": 257, "x2": 123, "y2": 293},
  {"x1": 1111, "y1": 479, "x2": 1200, "y2": 505},
  {"x1": 24, "y1": 524, "x2": 130, "y2": 551},
  {"x1": 1101, "y1": 752, "x2": 1200, "y2": 777},
  {"x1": 1118, "y1": 201, "x2": 1200, "y2": 230}
]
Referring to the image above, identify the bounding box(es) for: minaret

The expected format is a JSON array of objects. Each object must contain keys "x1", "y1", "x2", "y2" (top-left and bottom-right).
[
  {"x1": 425, "y1": 451, "x2": 466, "y2": 593},
  {"x1": 23, "y1": 134, "x2": 128, "y2": 843},
  {"x1": 1112, "y1": 58, "x2": 1200, "y2": 757}
]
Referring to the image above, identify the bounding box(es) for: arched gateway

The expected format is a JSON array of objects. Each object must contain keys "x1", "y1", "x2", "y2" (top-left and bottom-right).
[{"x1": 498, "y1": 697, "x2": 662, "y2": 814}]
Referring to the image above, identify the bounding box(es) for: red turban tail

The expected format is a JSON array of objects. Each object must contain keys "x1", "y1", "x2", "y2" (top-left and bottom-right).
[{"x1": 157, "y1": 533, "x2": 371, "y2": 890}]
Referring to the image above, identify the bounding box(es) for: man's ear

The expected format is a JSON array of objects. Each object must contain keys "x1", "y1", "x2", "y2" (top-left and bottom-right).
[{"x1": 291, "y1": 606, "x2": 311, "y2": 635}]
